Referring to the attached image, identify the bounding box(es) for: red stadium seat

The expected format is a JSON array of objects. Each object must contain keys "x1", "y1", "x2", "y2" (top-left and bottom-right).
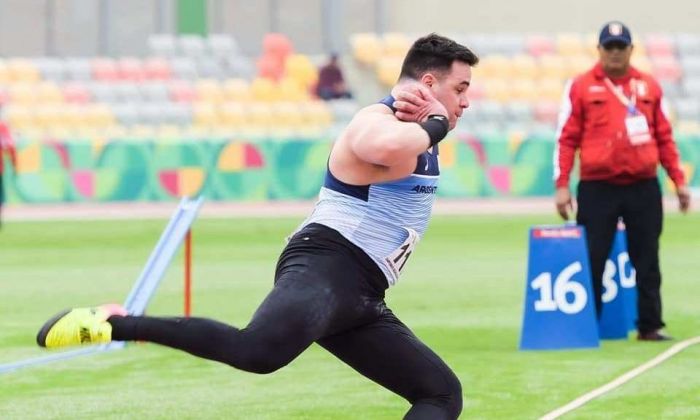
[
  {"x1": 143, "y1": 57, "x2": 172, "y2": 80},
  {"x1": 525, "y1": 34, "x2": 556, "y2": 57},
  {"x1": 651, "y1": 56, "x2": 683, "y2": 82},
  {"x1": 262, "y1": 33, "x2": 293, "y2": 59},
  {"x1": 118, "y1": 58, "x2": 145, "y2": 81},
  {"x1": 645, "y1": 33, "x2": 676, "y2": 58},
  {"x1": 92, "y1": 58, "x2": 119, "y2": 81},
  {"x1": 533, "y1": 101, "x2": 560, "y2": 125},
  {"x1": 169, "y1": 80, "x2": 198, "y2": 102},
  {"x1": 257, "y1": 55, "x2": 285, "y2": 81}
]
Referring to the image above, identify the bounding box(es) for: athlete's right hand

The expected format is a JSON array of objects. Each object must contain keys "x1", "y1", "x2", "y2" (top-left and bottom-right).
[
  {"x1": 391, "y1": 81, "x2": 448, "y2": 123},
  {"x1": 555, "y1": 187, "x2": 574, "y2": 220}
]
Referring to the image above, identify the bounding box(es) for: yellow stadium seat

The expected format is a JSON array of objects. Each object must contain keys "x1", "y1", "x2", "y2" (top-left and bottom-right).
[
  {"x1": 102, "y1": 125, "x2": 129, "y2": 139},
  {"x1": 126, "y1": 125, "x2": 156, "y2": 139},
  {"x1": 482, "y1": 79, "x2": 510, "y2": 103},
  {"x1": 222, "y1": 78, "x2": 251, "y2": 101},
  {"x1": 210, "y1": 125, "x2": 237, "y2": 137},
  {"x1": 539, "y1": 55, "x2": 568, "y2": 82},
  {"x1": 220, "y1": 102, "x2": 247, "y2": 127},
  {"x1": 36, "y1": 81, "x2": 64, "y2": 103},
  {"x1": 195, "y1": 79, "x2": 224, "y2": 103},
  {"x1": 74, "y1": 126, "x2": 104, "y2": 139},
  {"x1": 582, "y1": 33, "x2": 598, "y2": 57},
  {"x1": 46, "y1": 125, "x2": 75, "y2": 139},
  {"x1": 301, "y1": 100, "x2": 332, "y2": 127},
  {"x1": 55, "y1": 105, "x2": 81, "y2": 129},
  {"x1": 8, "y1": 83, "x2": 36, "y2": 104},
  {"x1": 475, "y1": 54, "x2": 512, "y2": 79},
  {"x1": 285, "y1": 54, "x2": 318, "y2": 90},
  {"x1": 16, "y1": 126, "x2": 46, "y2": 139},
  {"x1": 566, "y1": 55, "x2": 592, "y2": 77},
  {"x1": 182, "y1": 125, "x2": 211, "y2": 138},
  {"x1": 250, "y1": 77, "x2": 276, "y2": 102},
  {"x1": 78, "y1": 104, "x2": 115, "y2": 128},
  {"x1": 510, "y1": 54, "x2": 539, "y2": 79},
  {"x1": 350, "y1": 33, "x2": 382, "y2": 66},
  {"x1": 248, "y1": 102, "x2": 275, "y2": 127},
  {"x1": 278, "y1": 77, "x2": 308, "y2": 102},
  {"x1": 632, "y1": 56, "x2": 652, "y2": 73},
  {"x1": 538, "y1": 79, "x2": 566, "y2": 101},
  {"x1": 556, "y1": 33, "x2": 586, "y2": 56},
  {"x1": 156, "y1": 124, "x2": 183, "y2": 141},
  {"x1": 376, "y1": 57, "x2": 402, "y2": 86},
  {"x1": 273, "y1": 101, "x2": 305, "y2": 128},
  {"x1": 0, "y1": 60, "x2": 9, "y2": 84},
  {"x1": 5, "y1": 105, "x2": 34, "y2": 130},
  {"x1": 33, "y1": 104, "x2": 64, "y2": 129},
  {"x1": 633, "y1": 42, "x2": 647, "y2": 59},
  {"x1": 383, "y1": 33, "x2": 411, "y2": 57},
  {"x1": 7, "y1": 59, "x2": 40, "y2": 82},
  {"x1": 675, "y1": 120, "x2": 700, "y2": 135},
  {"x1": 193, "y1": 103, "x2": 219, "y2": 126},
  {"x1": 511, "y1": 79, "x2": 538, "y2": 101},
  {"x1": 236, "y1": 125, "x2": 269, "y2": 138}
]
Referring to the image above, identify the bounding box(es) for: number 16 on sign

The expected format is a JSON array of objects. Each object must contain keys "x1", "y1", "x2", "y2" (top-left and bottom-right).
[{"x1": 519, "y1": 226, "x2": 600, "y2": 350}]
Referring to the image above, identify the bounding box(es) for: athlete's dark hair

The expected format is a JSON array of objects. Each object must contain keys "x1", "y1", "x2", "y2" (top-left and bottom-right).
[{"x1": 399, "y1": 33, "x2": 479, "y2": 80}]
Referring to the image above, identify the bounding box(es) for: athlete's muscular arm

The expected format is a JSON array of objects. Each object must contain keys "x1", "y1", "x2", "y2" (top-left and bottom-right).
[
  {"x1": 347, "y1": 82, "x2": 447, "y2": 167},
  {"x1": 345, "y1": 108, "x2": 431, "y2": 167}
]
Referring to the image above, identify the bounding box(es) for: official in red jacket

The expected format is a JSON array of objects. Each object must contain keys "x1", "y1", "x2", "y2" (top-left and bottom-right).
[
  {"x1": 554, "y1": 21, "x2": 691, "y2": 341},
  {"x1": 0, "y1": 110, "x2": 17, "y2": 229}
]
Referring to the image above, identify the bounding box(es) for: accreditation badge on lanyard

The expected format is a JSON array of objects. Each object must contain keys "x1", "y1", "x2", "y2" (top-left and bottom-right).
[{"x1": 604, "y1": 78, "x2": 651, "y2": 145}]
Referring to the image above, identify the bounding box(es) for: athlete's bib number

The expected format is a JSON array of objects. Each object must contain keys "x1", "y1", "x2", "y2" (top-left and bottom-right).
[{"x1": 385, "y1": 228, "x2": 419, "y2": 278}]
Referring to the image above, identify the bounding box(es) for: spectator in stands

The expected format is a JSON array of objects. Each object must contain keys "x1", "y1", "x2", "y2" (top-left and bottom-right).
[
  {"x1": 554, "y1": 21, "x2": 691, "y2": 341},
  {"x1": 316, "y1": 53, "x2": 353, "y2": 100},
  {"x1": 0, "y1": 104, "x2": 18, "y2": 229}
]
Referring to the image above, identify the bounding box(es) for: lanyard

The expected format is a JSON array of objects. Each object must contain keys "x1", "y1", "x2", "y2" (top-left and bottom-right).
[{"x1": 603, "y1": 78, "x2": 637, "y2": 114}]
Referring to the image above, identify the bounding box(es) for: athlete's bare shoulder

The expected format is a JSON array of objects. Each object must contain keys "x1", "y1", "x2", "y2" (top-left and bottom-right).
[{"x1": 352, "y1": 103, "x2": 395, "y2": 120}]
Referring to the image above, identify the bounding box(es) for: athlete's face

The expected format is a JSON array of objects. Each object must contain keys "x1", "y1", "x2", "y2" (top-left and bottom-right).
[{"x1": 424, "y1": 61, "x2": 472, "y2": 130}]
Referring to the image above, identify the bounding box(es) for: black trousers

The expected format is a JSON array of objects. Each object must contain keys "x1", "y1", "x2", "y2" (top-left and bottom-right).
[
  {"x1": 576, "y1": 178, "x2": 665, "y2": 334},
  {"x1": 109, "y1": 223, "x2": 462, "y2": 420}
]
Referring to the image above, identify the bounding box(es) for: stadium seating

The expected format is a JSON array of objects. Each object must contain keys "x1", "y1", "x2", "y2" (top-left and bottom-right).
[
  {"x1": 3, "y1": 31, "x2": 700, "y2": 142},
  {"x1": 0, "y1": 33, "x2": 344, "y2": 140},
  {"x1": 348, "y1": 30, "x2": 700, "y2": 132}
]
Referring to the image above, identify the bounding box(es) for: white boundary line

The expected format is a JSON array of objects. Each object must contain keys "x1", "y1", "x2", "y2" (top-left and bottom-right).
[{"x1": 540, "y1": 336, "x2": 700, "y2": 420}]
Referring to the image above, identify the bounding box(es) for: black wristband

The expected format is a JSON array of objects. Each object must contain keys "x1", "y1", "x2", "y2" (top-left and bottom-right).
[{"x1": 419, "y1": 115, "x2": 449, "y2": 147}]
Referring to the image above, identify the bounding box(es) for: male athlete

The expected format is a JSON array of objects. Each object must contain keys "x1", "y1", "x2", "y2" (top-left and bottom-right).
[{"x1": 37, "y1": 33, "x2": 478, "y2": 420}]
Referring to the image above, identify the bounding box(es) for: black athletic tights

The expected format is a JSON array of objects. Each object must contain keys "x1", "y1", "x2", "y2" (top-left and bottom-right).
[{"x1": 109, "y1": 223, "x2": 463, "y2": 419}]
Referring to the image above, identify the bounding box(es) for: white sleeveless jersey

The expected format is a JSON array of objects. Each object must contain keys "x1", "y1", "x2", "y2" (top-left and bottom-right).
[{"x1": 298, "y1": 146, "x2": 439, "y2": 286}]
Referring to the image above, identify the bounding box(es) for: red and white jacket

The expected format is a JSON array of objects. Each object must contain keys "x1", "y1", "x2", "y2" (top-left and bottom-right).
[
  {"x1": 554, "y1": 63, "x2": 685, "y2": 188},
  {"x1": 0, "y1": 121, "x2": 17, "y2": 173}
]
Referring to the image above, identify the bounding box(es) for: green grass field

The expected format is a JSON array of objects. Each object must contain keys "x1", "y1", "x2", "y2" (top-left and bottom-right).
[{"x1": 1, "y1": 213, "x2": 699, "y2": 419}]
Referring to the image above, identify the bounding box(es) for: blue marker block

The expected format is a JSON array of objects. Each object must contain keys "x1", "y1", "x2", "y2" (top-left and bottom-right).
[
  {"x1": 599, "y1": 224, "x2": 637, "y2": 339},
  {"x1": 520, "y1": 225, "x2": 599, "y2": 350},
  {"x1": 615, "y1": 225, "x2": 638, "y2": 332}
]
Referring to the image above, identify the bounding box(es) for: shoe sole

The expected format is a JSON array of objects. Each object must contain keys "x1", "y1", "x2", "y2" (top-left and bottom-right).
[{"x1": 36, "y1": 309, "x2": 71, "y2": 347}]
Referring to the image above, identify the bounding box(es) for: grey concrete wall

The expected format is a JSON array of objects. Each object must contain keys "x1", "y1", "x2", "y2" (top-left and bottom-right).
[
  {"x1": 0, "y1": 0, "x2": 698, "y2": 57},
  {"x1": 388, "y1": 0, "x2": 700, "y2": 34}
]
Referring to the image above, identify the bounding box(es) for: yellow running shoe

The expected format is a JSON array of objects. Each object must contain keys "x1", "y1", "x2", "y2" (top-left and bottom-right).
[{"x1": 36, "y1": 304, "x2": 127, "y2": 349}]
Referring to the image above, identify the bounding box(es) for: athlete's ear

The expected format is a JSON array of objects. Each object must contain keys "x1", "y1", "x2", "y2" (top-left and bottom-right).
[{"x1": 420, "y1": 73, "x2": 436, "y2": 88}]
